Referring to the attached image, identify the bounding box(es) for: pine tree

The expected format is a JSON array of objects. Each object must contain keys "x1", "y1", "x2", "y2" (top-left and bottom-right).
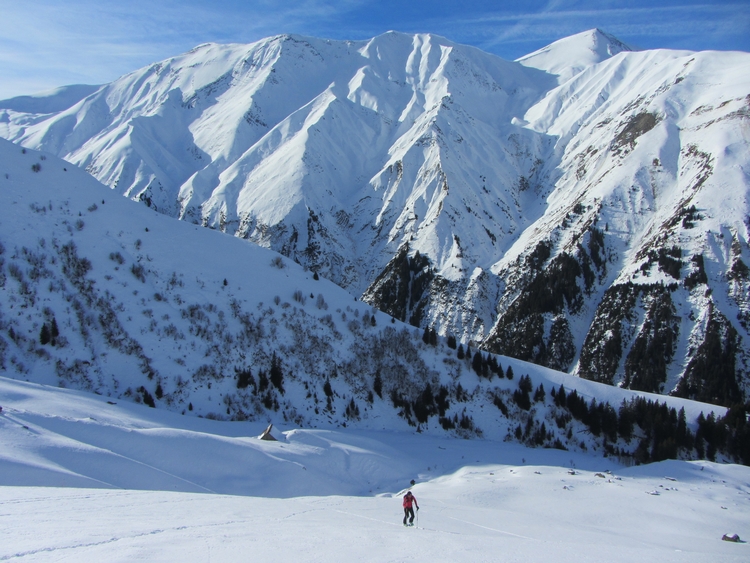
[
  {"x1": 472, "y1": 351, "x2": 484, "y2": 376},
  {"x1": 413, "y1": 383, "x2": 435, "y2": 424},
  {"x1": 588, "y1": 398, "x2": 601, "y2": 436},
  {"x1": 323, "y1": 378, "x2": 333, "y2": 398},
  {"x1": 346, "y1": 398, "x2": 360, "y2": 419},
  {"x1": 373, "y1": 370, "x2": 383, "y2": 398},
  {"x1": 269, "y1": 353, "x2": 284, "y2": 394},
  {"x1": 533, "y1": 383, "x2": 546, "y2": 403},
  {"x1": 257, "y1": 370, "x2": 269, "y2": 392},
  {"x1": 39, "y1": 323, "x2": 51, "y2": 345},
  {"x1": 50, "y1": 317, "x2": 59, "y2": 345},
  {"x1": 236, "y1": 367, "x2": 253, "y2": 389},
  {"x1": 139, "y1": 386, "x2": 155, "y2": 408},
  {"x1": 617, "y1": 400, "x2": 634, "y2": 440},
  {"x1": 554, "y1": 385, "x2": 567, "y2": 408},
  {"x1": 518, "y1": 374, "x2": 532, "y2": 394}
]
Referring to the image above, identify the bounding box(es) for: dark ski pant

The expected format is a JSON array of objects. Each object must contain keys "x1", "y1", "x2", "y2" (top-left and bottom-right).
[{"x1": 403, "y1": 507, "x2": 415, "y2": 525}]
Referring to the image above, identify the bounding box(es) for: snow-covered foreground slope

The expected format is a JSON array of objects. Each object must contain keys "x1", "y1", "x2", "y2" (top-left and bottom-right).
[{"x1": 1, "y1": 376, "x2": 748, "y2": 562}]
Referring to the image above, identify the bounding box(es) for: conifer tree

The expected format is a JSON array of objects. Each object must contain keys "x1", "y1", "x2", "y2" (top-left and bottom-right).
[
  {"x1": 50, "y1": 317, "x2": 59, "y2": 345},
  {"x1": 373, "y1": 370, "x2": 383, "y2": 398},
  {"x1": 323, "y1": 378, "x2": 333, "y2": 398},
  {"x1": 39, "y1": 323, "x2": 50, "y2": 345},
  {"x1": 269, "y1": 353, "x2": 284, "y2": 394},
  {"x1": 236, "y1": 367, "x2": 253, "y2": 389},
  {"x1": 472, "y1": 351, "x2": 484, "y2": 376},
  {"x1": 533, "y1": 383, "x2": 546, "y2": 403}
]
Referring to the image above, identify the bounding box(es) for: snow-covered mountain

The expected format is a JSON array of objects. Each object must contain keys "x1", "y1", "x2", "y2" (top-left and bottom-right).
[
  {"x1": 3, "y1": 139, "x2": 746, "y2": 468},
  {"x1": 1, "y1": 29, "x2": 749, "y2": 407},
  {"x1": 518, "y1": 28, "x2": 633, "y2": 82}
]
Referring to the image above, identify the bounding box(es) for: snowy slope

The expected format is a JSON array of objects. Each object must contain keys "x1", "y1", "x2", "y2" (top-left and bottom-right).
[
  {"x1": 0, "y1": 376, "x2": 748, "y2": 563},
  {"x1": 485, "y1": 46, "x2": 750, "y2": 402},
  {"x1": 2, "y1": 138, "x2": 743, "y2": 471},
  {"x1": 0, "y1": 32, "x2": 554, "y2": 292},
  {"x1": 0, "y1": 30, "x2": 559, "y2": 304},
  {"x1": 1, "y1": 30, "x2": 749, "y2": 406}
]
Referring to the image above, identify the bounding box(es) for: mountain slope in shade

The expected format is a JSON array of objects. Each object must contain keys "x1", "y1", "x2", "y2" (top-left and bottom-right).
[{"x1": 1, "y1": 30, "x2": 749, "y2": 406}]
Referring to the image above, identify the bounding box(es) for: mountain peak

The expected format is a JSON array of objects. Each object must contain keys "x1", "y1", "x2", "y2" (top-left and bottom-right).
[
  {"x1": 517, "y1": 28, "x2": 634, "y2": 82},
  {"x1": 0, "y1": 83, "x2": 101, "y2": 114}
]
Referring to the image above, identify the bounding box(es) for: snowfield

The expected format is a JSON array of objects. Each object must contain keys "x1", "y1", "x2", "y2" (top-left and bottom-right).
[{"x1": 1, "y1": 376, "x2": 748, "y2": 562}]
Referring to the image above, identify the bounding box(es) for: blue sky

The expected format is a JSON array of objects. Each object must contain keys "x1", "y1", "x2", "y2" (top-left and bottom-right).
[{"x1": 1, "y1": 0, "x2": 748, "y2": 99}]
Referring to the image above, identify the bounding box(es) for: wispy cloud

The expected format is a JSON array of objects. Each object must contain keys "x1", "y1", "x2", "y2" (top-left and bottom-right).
[
  {"x1": 443, "y1": 3, "x2": 749, "y2": 54},
  {"x1": 0, "y1": 0, "x2": 366, "y2": 98}
]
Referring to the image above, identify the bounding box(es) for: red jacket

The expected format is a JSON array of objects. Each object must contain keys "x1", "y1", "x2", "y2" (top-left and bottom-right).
[{"x1": 403, "y1": 493, "x2": 418, "y2": 508}]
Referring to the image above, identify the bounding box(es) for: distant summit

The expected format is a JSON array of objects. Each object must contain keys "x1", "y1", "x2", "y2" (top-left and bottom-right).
[
  {"x1": 0, "y1": 84, "x2": 100, "y2": 114},
  {"x1": 517, "y1": 28, "x2": 634, "y2": 82}
]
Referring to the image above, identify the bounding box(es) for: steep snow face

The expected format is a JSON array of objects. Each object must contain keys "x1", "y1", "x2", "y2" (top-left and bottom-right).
[
  {"x1": 484, "y1": 47, "x2": 750, "y2": 401},
  {"x1": 0, "y1": 32, "x2": 555, "y2": 292},
  {"x1": 1, "y1": 30, "x2": 749, "y2": 406}
]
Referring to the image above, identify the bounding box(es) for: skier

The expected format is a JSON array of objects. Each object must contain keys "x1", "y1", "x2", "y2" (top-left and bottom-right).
[{"x1": 402, "y1": 491, "x2": 419, "y2": 526}]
